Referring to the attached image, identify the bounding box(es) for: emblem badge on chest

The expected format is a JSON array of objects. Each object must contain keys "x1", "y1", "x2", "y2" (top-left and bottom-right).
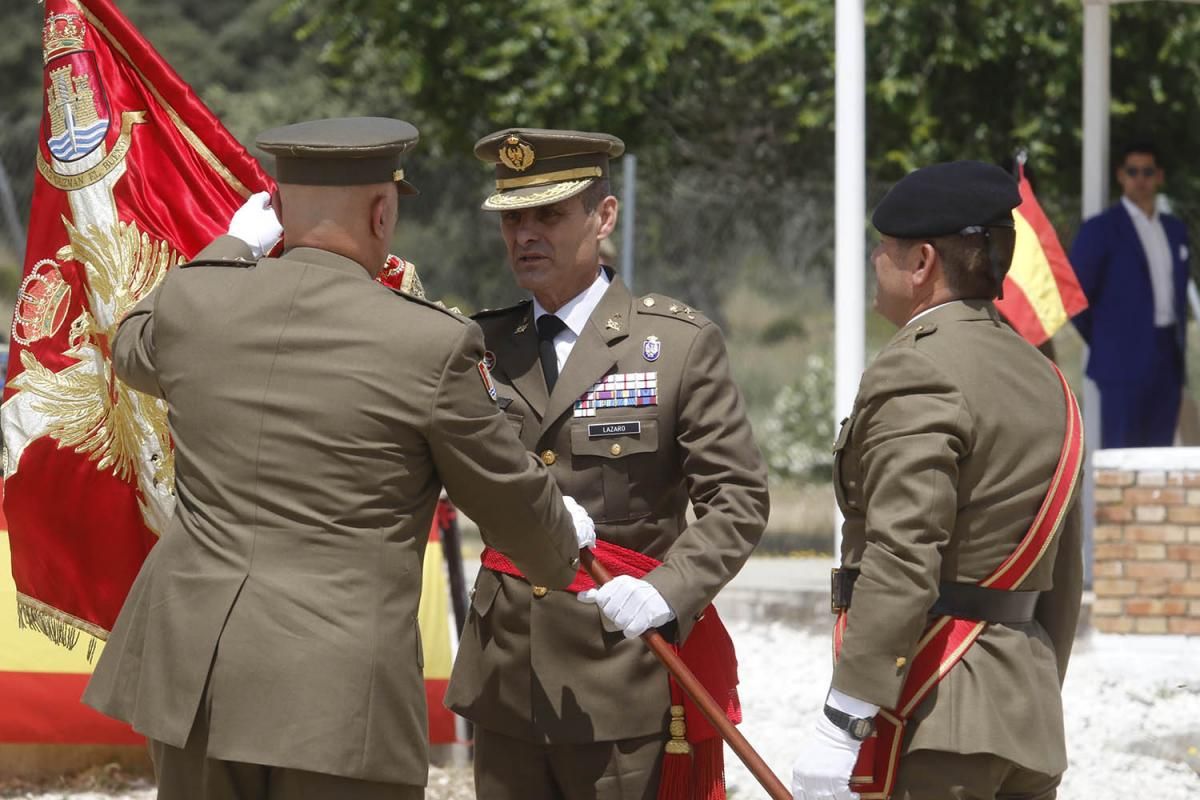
[{"x1": 642, "y1": 335, "x2": 661, "y2": 362}]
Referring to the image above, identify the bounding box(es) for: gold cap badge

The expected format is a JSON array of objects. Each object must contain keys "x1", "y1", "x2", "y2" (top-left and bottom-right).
[{"x1": 499, "y1": 135, "x2": 535, "y2": 172}]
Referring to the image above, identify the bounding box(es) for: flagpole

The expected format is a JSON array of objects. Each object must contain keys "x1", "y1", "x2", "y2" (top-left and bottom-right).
[{"x1": 580, "y1": 550, "x2": 791, "y2": 800}]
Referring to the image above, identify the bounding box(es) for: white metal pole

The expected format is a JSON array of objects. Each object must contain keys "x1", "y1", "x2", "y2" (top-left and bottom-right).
[
  {"x1": 621, "y1": 154, "x2": 637, "y2": 290},
  {"x1": 1080, "y1": 0, "x2": 1112, "y2": 588},
  {"x1": 834, "y1": 0, "x2": 866, "y2": 561}
]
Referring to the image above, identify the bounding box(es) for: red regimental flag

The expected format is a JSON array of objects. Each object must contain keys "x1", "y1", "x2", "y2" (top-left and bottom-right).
[
  {"x1": 996, "y1": 164, "x2": 1089, "y2": 346},
  {"x1": 3, "y1": 0, "x2": 272, "y2": 644}
]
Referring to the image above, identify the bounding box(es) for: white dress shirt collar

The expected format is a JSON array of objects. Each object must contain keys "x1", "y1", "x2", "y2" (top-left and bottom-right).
[{"x1": 533, "y1": 269, "x2": 612, "y2": 335}]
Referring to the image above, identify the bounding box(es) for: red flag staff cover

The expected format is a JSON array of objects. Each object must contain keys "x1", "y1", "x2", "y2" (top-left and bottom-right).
[
  {"x1": 996, "y1": 164, "x2": 1089, "y2": 346},
  {"x1": 2, "y1": 0, "x2": 272, "y2": 644}
]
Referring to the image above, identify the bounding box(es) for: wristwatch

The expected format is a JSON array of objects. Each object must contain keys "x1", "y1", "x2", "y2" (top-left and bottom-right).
[{"x1": 823, "y1": 704, "x2": 876, "y2": 741}]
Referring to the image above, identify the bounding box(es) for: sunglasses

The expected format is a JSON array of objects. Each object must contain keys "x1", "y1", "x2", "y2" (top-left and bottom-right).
[{"x1": 1123, "y1": 166, "x2": 1157, "y2": 178}]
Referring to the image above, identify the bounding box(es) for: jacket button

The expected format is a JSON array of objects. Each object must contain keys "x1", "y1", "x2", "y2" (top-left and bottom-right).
[
  {"x1": 532, "y1": 586, "x2": 549, "y2": 598},
  {"x1": 643, "y1": 297, "x2": 656, "y2": 307},
  {"x1": 610, "y1": 443, "x2": 622, "y2": 456},
  {"x1": 541, "y1": 450, "x2": 557, "y2": 466},
  {"x1": 895, "y1": 656, "x2": 907, "y2": 669}
]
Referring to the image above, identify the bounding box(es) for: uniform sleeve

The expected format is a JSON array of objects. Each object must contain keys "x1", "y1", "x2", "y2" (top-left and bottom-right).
[
  {"x1": 830, "y1": 346, "x2": 971, "y2": 708},
  {"x1": 1034, "y1": 498, "x2": 1083, "y2": 684},
  {"x1": 429, "y1": 321, "x2": 579, "y2": 589},
  {"x1": 642, "y1": 323, "x2": 770, "y2": 641},
  {"x1": 1067, "y1": 218, "x2": 1108, "y2": 344},
  {"x1": 111, "y1": 236, "x2": 255, "y2": 398},
  {"x1": 112, "y1": 284, "x2": 164, "y2": 398}
]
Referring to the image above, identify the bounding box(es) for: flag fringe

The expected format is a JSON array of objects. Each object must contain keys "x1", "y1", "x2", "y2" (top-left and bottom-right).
[{"x1": 15, "y1": 592, "x2": 108, "y2": 660}]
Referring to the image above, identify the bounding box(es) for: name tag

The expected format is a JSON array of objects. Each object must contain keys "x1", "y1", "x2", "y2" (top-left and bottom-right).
[{"x1": 587, "y1": 421, "x2": 641, "y2": 439}]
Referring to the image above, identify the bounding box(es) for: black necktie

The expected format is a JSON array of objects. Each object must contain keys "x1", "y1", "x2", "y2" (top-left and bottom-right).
[{"x1": 536, "y1": 314, "x2": 567, "y2": 391}]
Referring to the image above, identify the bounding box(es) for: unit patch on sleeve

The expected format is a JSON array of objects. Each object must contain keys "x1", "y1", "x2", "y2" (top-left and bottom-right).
[{"x1": 573, "y1": 372, "x2": 658, "y2": 417}]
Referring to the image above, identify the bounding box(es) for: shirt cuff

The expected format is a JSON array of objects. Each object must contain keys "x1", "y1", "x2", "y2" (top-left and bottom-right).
[{"x1": 826, "y1": 687, "x2": 881, "y2": 719}]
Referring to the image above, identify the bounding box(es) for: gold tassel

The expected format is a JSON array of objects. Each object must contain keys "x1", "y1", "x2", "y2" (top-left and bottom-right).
[{"x1": 15, "y1": 595, "x2": 103, "y2": 658}]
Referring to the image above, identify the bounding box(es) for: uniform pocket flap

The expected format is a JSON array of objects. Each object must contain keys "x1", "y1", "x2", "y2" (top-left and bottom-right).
[
  {"x1": 832, "y1": 414, "x2": 854, "y2": 453},
  {"x1": 571, "y1": 418, "x2": 659, "y2": 458},
  {"x1": 470, "y1": 569, "x2": 502, "y2": 618},
  {"x1": 503, "y1": 411, "x2": 524, "y2": 437}
]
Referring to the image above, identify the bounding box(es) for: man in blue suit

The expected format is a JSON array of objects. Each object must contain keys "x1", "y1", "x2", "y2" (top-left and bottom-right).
[{"x1": 1070, "y1": 142, "x2": 1190, "y2": 448}]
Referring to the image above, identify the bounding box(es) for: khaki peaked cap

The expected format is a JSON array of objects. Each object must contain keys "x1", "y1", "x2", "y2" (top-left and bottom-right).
[
  {"x1": 257, "y1": 116, "x2": 420, "y2": 194},
  {"x1": 475, "y1": 128, "x2": 624, "y2": 210}
]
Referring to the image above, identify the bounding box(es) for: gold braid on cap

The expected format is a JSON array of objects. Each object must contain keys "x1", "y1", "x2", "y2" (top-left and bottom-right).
[{"x1": 495, "y1": 166, "x2": 602, "y2": 190}]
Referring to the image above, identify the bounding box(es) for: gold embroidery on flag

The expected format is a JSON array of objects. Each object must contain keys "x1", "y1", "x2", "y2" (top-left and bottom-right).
[{"x1": 8, "y1": 218, "x2": 179, "y2": 496}]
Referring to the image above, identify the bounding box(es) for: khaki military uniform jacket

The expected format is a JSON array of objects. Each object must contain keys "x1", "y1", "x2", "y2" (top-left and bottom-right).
[
  {"x1": 832, "y1": 300, "x2": 1083, "y2": 776},
  {"x1": 83, "y1": 237, "x2": 579, "y2": 785},
  {"x1": 444, "y1": 274, "x2": 770, "y2": 744}
]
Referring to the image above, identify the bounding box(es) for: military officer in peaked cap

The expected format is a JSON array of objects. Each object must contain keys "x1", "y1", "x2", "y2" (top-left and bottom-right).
[
  {"x1": 443, "y1": 128, "x2": 770, "y2": 800},
  {"x1": 84, "y1": 117, "x2": 597, "y2": 800},
  {"x1": 790, "y1": 161, "x2": 1084, "y2": 800}
]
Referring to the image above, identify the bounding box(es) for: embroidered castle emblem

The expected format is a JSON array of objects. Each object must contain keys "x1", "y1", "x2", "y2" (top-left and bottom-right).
[{"x1": 42, "y1": 16, "x2": 111, "y2": 163}]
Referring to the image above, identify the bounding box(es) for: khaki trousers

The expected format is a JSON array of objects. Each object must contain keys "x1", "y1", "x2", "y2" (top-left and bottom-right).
[
  {"x1": 892, "y1": 749, "x2": 1060, "y2": 800},
  {"x1": 473, "y1": 725, "x2": 664, "y2": 800},
  {"x1": 150, "y1": 689, "x2": 423, "y2": 800}
]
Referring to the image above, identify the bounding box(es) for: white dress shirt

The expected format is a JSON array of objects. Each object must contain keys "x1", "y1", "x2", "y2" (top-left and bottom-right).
[
  {"x1": 533, "y1": 269, "x2": 612, "y2": 371},
  {"x1": 906, "y1": 300, "x2": 955, "y2": 328},
  {"x1": 1122, "y1": 196, "x2": 1176, "y2": 327}
]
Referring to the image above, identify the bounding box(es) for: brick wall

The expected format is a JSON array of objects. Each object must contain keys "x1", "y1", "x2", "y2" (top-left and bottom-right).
[{"x1": 1092, "y1": 453, "x2": 1200, "y2": 635}]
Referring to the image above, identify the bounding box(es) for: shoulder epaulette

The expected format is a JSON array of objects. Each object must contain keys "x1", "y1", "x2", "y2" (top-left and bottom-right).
[
  {"x1": 179, "y1": 256, "x2": 257, "y2": 269},
  {"x1": 890, "y1": 320, "x2": 938, "y2": 349},
  {"x1": 472, "y1": 299, "x2": 531, "y2": 321},
  {"x1": 389, "y1": 289, "x2": 468, "y2": 323},
  {"x1": 634, "y1": 294, "x2": 710, "y2": 327}
]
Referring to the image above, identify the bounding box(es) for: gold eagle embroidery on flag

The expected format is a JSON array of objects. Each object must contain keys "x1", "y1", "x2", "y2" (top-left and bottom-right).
[{"x1": 7, "y1": 217, "x2": 179, "y2": 527}]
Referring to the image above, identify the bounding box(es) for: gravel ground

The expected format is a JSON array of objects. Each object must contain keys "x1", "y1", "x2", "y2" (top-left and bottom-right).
[
  {"x1": 6, "y1": 625, "x2": 1198, "y2": 799},
  {"x1": 724, "y1": 623, "x2": 1200, "y2": 799}
]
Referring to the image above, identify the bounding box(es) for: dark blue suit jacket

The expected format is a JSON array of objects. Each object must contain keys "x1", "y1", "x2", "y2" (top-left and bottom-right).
[{"x1": 1069, "y1": 202, "x2": 1189, "y2": 382}]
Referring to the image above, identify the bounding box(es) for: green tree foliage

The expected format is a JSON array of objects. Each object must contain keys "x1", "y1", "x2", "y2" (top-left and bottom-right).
[{"x1": 305, "y1": 0, "x2": 1200, "y2": 216}]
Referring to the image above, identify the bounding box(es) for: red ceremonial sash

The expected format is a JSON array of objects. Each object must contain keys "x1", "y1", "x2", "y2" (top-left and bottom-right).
[
  {"x1": 833, "y1": 364, "x2": 1084, "y2": 800},
  {"x1": 481, "y1": 541, "x2": 741, "y2": 800}
]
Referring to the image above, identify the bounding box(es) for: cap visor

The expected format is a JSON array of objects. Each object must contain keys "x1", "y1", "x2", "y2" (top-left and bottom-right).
[
  {"x1": 397, "y1": 179, "x2": 419, "y2": 196},
  {"x1": 481, "y1": 178, "x2": 594, "y2": 211}
]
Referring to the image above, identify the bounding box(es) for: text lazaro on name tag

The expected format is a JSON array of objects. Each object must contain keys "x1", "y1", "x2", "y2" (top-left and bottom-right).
[{"x1": 587, "y1": 421, "x2": 641, "y2": 439}]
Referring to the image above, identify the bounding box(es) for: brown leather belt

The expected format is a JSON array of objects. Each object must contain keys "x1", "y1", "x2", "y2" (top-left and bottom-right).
[{"x1": 831, "y1": 568, "x2": 1039, "y2": 624}]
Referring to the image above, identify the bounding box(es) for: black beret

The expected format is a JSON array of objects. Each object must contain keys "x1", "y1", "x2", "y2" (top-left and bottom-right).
[{"x1": 872, "y1": 161, "x2": 1020, "y2": 238}]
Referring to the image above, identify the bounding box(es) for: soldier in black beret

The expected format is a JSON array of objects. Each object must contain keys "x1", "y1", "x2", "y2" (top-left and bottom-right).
[{"x1": 791, "y1": 161, "x2": 1083, "y2": 800}]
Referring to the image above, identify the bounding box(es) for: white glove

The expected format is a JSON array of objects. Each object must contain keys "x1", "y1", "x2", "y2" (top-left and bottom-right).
[
  {"x1": 226, "y1": 191, "x2": 282, "y2": 258},
  {"x1": 790, "y1": 713, "x2": 865, "y2": 800},
  {"x1": 576, "y1": 574, "x2": 675, "y2": 638},
  {"x1": 561, "y1": 495, "x2": 596, "y2": 550}
]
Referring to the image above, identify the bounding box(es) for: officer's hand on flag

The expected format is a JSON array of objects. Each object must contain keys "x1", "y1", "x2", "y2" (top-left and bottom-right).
[
  {"x1": 577, "y1": 575, "x2": 675, "y2": 638},
  {"x1": 227, "y1": 190, "x2": 282, "y2": 258}
]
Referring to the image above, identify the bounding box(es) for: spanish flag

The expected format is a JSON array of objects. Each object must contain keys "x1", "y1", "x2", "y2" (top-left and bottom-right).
[{"x1": 996, "y1": 164, "x2": 1088, "y2": 346}]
